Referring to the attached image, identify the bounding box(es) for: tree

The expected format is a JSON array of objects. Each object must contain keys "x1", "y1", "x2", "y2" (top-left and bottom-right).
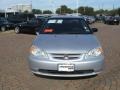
[
  {"x1": 43, "y1": 10, "x2": 52, "y2": 14},
  {"x1": 77, "y1": 7, "x2": 84, "y2": 14},
  {"x1": 118, "y1": 8, "x2": 120, "y2": 15},
  {"x1": 78, "y1": 7, "x2": 94, "y2": 15},
  {"x1": 85, "y1": 7, "x2": 94, "y2": 15},
  {"x1": 56, "y1": 5, "x2": 73, "y2": 14},
  {"x1": 56, "y1": 8, "x2": 61, "y2": 14},
  {"x1": 32, "y1": 9, "x2": 42, "y2": 14},
  {"x1": 95, "y1": 9, "x2": 108, "y2": 15}
]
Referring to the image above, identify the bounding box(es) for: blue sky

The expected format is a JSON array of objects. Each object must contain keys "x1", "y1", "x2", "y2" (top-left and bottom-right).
[{"x1": 0, "y1": 0, "x2": 120, "y2": 11}]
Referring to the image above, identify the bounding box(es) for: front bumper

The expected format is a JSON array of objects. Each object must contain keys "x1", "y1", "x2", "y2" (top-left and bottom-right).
[{"x1": 28, "y1": 55, "x2": 104, "y2": 77}]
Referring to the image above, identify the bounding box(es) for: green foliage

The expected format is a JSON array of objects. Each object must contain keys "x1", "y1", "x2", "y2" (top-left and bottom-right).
[
  {"x1": 43, "y1": 10, "x2": 52, "y2": 14},
  {"x1": 56, "y1": 5, "x2": 73, "y2": 14},
  {"x1": 95, "y1": 9, "x2": 109, "y2": 15},
  {"x1": 95, "y1": 8, "x2": 120, "y2": 16},
  {"x1": 32, "y1": 9, "x2": 42, "y2": 14},
  {"x1": 32, "y1": 6, "x2": 120, "y2": 15},
  {"x1": 78, "y1": 7, "x2": 94, "y2": 15},
  {"x1": 117, "y1": 8, "x2": 120, "y2": 15}
]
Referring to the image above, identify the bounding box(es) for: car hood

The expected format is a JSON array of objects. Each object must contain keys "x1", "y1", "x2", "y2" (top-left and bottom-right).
[{"x1": 33, "y1": 34, "x2": 101, "y2": 54}]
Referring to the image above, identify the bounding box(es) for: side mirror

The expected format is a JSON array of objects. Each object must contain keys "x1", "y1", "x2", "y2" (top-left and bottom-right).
[{"x1": 92, "y1": 28, "x2": 98, "y2": 32}]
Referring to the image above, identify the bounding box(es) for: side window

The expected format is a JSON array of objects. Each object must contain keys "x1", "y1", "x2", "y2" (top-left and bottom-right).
[
  {"x1": 29, "y1": 19, "x2": 36, "y2": 24},
  {"x1": 80, "y1": 20, "x2": 91, "y2": 32}
]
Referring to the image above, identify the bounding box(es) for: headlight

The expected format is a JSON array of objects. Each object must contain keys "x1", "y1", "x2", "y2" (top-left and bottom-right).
[
  {"x1": 30, "y1": 45, "x2": 48, "y2": 57},
  {"x1": 85, "y1": 47, "x2": 103, "y2": 58}
]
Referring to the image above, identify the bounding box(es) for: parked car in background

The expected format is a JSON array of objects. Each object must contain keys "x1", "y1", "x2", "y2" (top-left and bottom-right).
[
  {"x1": 87, "y1": 16, "x2": 96, "y2": 24},
  {"x1": 28, "y1": 16, "x2": 104, "y2": 77},
  {"x1": 0, "y1": 17, "x2": 14, "y2": 32},
  {"x1": 104, "y1": 16, "x2": 119, "y2": 25},
  {"x1": 82, "y1": 15, "x2": 96, "y2": 24},
  {"x1": 14, "y1": 17, "x2": 46, "y2": 34},
  {"x1": 115, "y1": 16, "x2": 120, "y2": 22},
  {"x1": 96, "y1": 15, "x2": 105, "y2": 22},
  {"x1": 7, "y1": 13, "x2": 35, "y2": 24}
]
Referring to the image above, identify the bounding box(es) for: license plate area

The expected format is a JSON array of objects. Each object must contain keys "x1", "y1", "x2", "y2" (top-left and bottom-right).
[{"x1": 58, "y1": 64, "x2": 74, "y2": 72}]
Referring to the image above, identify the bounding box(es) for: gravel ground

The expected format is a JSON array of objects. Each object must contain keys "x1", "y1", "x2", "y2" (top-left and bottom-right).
[{"x1": 0, "y1": 23, "x2": 120, "y2": 90}]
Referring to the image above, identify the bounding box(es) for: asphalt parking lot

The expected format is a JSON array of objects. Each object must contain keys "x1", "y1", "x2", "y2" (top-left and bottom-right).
[{"x1": 0, "y1": 23, "x2": 120, "y2": 90}]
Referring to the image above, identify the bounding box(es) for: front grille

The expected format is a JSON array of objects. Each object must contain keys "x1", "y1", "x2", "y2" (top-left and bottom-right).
[
  {"x1": 38, "y1": 69, "x2": 94, "y2": 74},
  {"x1": 51, "y1": 53, "x2": 82, "y2": 60}
]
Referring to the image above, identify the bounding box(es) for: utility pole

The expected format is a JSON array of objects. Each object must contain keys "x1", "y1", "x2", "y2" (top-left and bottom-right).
[
  {"x1": 60, "y1": 6, "x2": 62, "y2": 14},
  {"x1": 30, "y1": 0, "x2": 32, "y2": 13},
  {"x1": 113, "y1": 0, "x2": 117, "y2": 10},
  {"x1": 84, "y1": 7, "x2": 86, "y2": 14},
  {"x1": 5, "y1": 9, "x2": 7, "y2": 18},
  {"x1": 98, "y1": 4, "x2": 100, "y2": 10},
  {"x1": 113, "y1": 4, "x2": 115, "y2": 10},
  {"x1": 76, "y1": 0, "x2": 79, "y2": 16},
  {"x1": 102, "y1": 3, "x2": 104, "y2": 10},
  {"x1": 83, "y1": 0, "x2": 86, "y2": 15},
  {"x1": 49, "y1": 0, "x2": 55, "y2": 14}
]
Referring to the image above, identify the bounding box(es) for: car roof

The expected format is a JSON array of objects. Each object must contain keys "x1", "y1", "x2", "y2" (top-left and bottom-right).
[{"x1": 49, "y1": 16, "x2": 83, "y2": 19}]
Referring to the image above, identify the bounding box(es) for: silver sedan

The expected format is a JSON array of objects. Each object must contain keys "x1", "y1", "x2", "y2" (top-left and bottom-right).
[{"x1": 28, "y1": 16, "x2": 104, "y2": 77}]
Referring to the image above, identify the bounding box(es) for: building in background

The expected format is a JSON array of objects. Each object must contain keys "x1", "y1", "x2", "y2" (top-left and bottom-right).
[
  {"x1": 0, "y1": 4, "x2": 32, "y2": 17},
  {"x1": 0, "y1": 9, "x2": 5, "y2": 12},
  {"x1": 6, "y1": 4, "x2": 32, "y2": 13}
]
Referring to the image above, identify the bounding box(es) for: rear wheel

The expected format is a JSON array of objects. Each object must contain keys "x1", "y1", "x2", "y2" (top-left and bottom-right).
[
  {"x1": 116, "y1": 22, "x2": 119, "y2": 25},
  {"x1": 14, "y1": 27, "x2": 20, "y2": 34},
  {"x1": 104, "y1": 21, "x2": 106, "y2": 24},
  {"x1": 1, "y1": 26, "x2": 6, "y2": 32}
]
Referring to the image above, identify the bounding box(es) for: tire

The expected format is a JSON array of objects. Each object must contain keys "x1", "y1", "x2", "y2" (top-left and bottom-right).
[
  {"x1": 1, "y1": 26, "x2": 6, "y2": 32},
  {"x1": 14, "y1": 27, "x2": 20, "y2": 34},
  {"x1": 104, "y1": 21, "x2": 107, "y2": 24},
  {"x1": 116, "y1": 23, "x2": 119, "y2": 25}
]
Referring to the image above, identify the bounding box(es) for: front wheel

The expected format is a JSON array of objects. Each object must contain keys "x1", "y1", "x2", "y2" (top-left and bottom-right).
[
  {"x1": 14, "y1": 27, "x2": 20, "y2": 34},
  {"x1": 1, "y1": 26, "x2": 6, "y2": 32}
]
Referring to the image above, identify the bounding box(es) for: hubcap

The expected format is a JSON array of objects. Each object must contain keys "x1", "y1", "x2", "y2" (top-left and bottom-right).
[
  {"x1": 1, "y1": 26, "x2": 5, "y2": 32},
  {"x1": 15, "y1": 27, "x2": 20, "y2": 33}
]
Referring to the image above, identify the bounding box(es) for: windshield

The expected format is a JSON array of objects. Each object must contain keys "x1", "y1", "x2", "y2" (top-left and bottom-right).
[{"x1": 39, "y1": 18, "x2": 92, "y2": 34}]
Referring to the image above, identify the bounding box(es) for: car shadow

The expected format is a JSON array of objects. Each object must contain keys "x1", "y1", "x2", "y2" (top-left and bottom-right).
[{"x1": 34, "y1": 74, "x2": 97, "y2": 80}]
